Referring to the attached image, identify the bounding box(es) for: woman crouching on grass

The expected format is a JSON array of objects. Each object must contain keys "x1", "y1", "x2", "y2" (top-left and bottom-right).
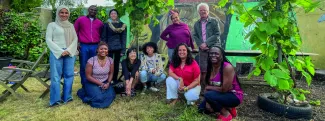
[
  {"x1": 139, "y1": 42, "x2": 167, "y2": 94},
  {"x1": 198, "y1": 46, "x2": 243, "y2": 121},
  {"x1": 77, "y1": 42, "x2": 115, "y2": 108},
  {"x1": 121, "y1": 48, "x2": 141, "y2": 97},
  {"x1": 166, "y1": 43, "x2": 201, "y2": 105}
]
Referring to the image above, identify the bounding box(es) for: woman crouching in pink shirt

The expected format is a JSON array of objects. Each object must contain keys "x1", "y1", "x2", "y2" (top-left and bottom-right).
[{"x1": 166, "y1": 43, "x2": 201, "y2": 105}]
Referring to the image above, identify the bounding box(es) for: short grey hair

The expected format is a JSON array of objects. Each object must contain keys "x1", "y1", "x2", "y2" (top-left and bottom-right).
[{"x1": 197, "y1": 3, "x2": 209, "y2": 12}]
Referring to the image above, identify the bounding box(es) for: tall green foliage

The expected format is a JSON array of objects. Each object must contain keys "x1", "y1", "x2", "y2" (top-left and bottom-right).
[
  {"x1": 10, "y1": 0, "x2": 43, "y2": 12},
  {"x1": 0, "y1": 10, "x2": 45, "y2": 61},
  {"x1": 218, "y1": 0, "x2": 319, "y2": 103},
  {"x1": 113, "y1": 0, "x2": 171, "y2": 48},
  {"x1": 43, "y1": 0, "x2": 88, "y2": 10}
]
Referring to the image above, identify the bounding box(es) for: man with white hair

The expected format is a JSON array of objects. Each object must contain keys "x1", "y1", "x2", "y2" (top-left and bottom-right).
[{"x1": 193, "y1": 3, "x2": 221, "y2": 89}]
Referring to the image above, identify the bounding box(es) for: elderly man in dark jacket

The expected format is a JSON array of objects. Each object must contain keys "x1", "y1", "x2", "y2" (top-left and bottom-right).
[{"x1": 193, "y1": 3, "x2": 221, "y2": 89}]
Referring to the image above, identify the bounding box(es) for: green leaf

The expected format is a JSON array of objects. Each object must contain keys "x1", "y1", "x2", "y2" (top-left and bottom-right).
[
  {"x1": 254, "y1": 29, "x2": 267, "y2": 42},
  {"x1": 227, "y1": 6, "x2": 235, "y2": 14},
  {"x1": 264, "y1": 70, "x2": 277, "y2": 86},
  {"x1": 278, "y1": 79, "x2": 290, "y2": 90},
  {"x1": 295, "y1": 62, "x2": 303, "y2": 71},
  {"x1": 268, "y1": 46, "x2": 276, "y2": 57},
  {"x1": 239, "y1": 13, "x2": 250, "y2": 23},
  {"x1": 272, "y1": 69, "x2": 290, "y2": 79},
  {"x1": 265, "y1": 23, "x2": 278, "y2": 35},
  {"x1": 310, "y1": 100, "x2": 321, "y2": 106},
  {"x1": 299, "y1": 89, "x2": 311, "y2": 94},
  {"x1": 253, "y1": 67, "x2": 261, "y2": 76},
  {"x1": 302, "y1": 71, "x2": 312, "y2": 86},
  {"x1": 261, "y1": 57, "x2": 274, "y2": 70},
  {"x1": 218, "y1": 0, "x2": 228, "y2": 7},
  {"x1": 296, "y1": 93, "x2": 306, "y2": 101},
  {"x1": 278, "y1": 62, "x2": 290, "y2": 74},
  {"x1": 288, "y1": 79, "x2": 294, "y2": 87},
  {"x1": 271, "y1": 18, "x2": 279, "y2": 27},
  {"x1": 307, "y1": 65, "x2": 315, "y2": 76},
  {"x1": 249, "y1": 10, "x2": 263, "y2": 18}
]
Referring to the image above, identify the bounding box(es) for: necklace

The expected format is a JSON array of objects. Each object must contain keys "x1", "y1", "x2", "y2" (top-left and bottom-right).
[{"x1": 97, "y1": 57, "x2": 106, "y2": 67}]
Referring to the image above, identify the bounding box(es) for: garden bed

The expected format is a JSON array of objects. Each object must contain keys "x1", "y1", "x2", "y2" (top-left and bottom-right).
[{"x1": 238, "y1": 80, "x2": 325, "y2": 121}]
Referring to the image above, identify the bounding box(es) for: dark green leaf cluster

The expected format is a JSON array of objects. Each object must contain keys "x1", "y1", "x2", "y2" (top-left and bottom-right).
[{"x1": 0, "y1": 10, "x2": 47, "y2": 62}]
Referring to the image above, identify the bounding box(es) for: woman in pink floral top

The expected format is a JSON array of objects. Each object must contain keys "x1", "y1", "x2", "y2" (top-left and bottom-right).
[{"x1": 77, "y1": 42, "x2": 115, "y2": 108}]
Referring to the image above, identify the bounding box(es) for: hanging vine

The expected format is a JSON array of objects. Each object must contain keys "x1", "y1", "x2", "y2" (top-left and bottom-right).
[{"x1": 113, "y1": 0, "x2": 171, "y2": 49}]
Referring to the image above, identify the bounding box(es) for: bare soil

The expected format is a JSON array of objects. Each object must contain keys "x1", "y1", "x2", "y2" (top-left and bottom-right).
[{"x1": 237, "y1": 80, "x2": 325, "y2": 121}]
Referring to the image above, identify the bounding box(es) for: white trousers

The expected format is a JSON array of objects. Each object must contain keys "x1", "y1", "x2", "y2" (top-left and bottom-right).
[{"x1": 166, "y1": 77, "x2": 201, "y2": 103}]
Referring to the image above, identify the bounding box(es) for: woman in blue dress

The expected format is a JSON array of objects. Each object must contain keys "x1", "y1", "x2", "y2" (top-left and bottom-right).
[{"x1": 77, "y1": 42, "x2": 115, "y2": 108}]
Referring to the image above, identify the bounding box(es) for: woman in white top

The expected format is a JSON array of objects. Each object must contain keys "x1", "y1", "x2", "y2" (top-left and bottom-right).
[{"x1": 46, "y1": 6, "x2": 78, "y2": 107}]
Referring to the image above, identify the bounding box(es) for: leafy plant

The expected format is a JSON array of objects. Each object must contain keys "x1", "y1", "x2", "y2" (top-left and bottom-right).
[
  {"x1": 218, "y1": 0, "x2": 319, "y2": 104},
  {"x1": 10, "y1": 0, "x2": 43, "y2": 13},
  {"x1": 69, "y1": 4, "x2": 85, "y2": 23},
  {"x1": 309, "y1": 100, "x2": 321, "y2": 106},
  {"x1": 0, "y1": 10, "x2": 46, "y2": 62},
  {"x1": 113, "y1": 0, "x2": 172, "y2": 50},
  {"x1": 43, "y1": 0, "x2": 88, "y2": 10},
  {"x1": 96, "y1": 6, "x2": 109, "y2": 22}
]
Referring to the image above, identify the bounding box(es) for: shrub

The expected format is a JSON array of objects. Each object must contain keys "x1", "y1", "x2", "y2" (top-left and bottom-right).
[{"x1": 0, "y1": 9, "x2": 46, "y2": 62}]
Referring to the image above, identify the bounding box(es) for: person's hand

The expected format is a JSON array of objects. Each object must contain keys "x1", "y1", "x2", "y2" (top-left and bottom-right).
[
  {"x1": 200, "y1": 43, "x2": 207, "y2": 50},
  {"x1": 102, "y1": 83, "x2": 109, "y2": 90},
  {"x1": 61, "y1": 51, "x2": 67, "y2": 56},
  {"x1": 151, "y1": 69, "x2": 156, "y2": 74},
  {"x1": 125, "y1": 80, "x2": 131, "y2": 96},
  {"x1": 203, "y1": 46, "x2": 209, "y2": 50},
  {"x1": 178, "y1": 78, "x2": 184, "y2": 91},
  {"x1": 61, "y1": 50, "x2": 70, "y2": 56},
  {"x1": 205, "y1": 86, "x2": 213, "y2": 92},
  {"x1": 65, "y1": 51, "x2": 70, "y2": 55}
]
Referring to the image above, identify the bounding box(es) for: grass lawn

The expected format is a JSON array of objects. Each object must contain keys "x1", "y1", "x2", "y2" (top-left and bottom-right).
[{"x1": 0, "y1": 77, "x2": 218, "y2": 121}]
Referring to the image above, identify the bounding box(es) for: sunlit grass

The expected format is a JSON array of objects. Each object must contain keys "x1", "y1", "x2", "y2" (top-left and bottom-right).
[{"x1": 0, "y1": 77, "x2": 217, "y2": 121}]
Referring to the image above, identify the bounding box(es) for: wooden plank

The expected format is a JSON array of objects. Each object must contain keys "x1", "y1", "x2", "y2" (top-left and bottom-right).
[{"x1": 191, "y1": 49, "x2": 318, "y2": 56}]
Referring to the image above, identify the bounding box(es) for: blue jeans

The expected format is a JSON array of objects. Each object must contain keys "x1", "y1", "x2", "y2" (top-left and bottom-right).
[
  {"x1": 140, "y1": 70, "x2": 166, "y2": 84},
  {"x1": 79, "y1": 43, "x2": 98, "y2": 87},
  {"x1": 49, "y1": 51, "x2": 76, "y2": 106},
  {"x1": 199, "y1": 90, "x2": 240, "y2": 113},
  {"x1": 168, "y1": 48, "x2": 174, "y2": 61}
]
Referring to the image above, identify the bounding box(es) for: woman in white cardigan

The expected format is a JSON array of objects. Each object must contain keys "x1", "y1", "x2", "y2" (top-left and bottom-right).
[{"x1": 46, "y1": 6, "x2": 78, "y2": 107}]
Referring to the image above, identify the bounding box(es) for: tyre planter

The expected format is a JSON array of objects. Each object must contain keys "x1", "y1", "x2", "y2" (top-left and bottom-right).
[
  {"x1": 257, "y1": 93, "x2": 312, "y2": 119},
  {"x1": 0, "y1": 57, "x2": 12, "y2": 68}
]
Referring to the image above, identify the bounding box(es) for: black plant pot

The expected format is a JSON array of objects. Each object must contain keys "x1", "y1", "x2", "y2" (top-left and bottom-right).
[
  {"x1": 257, "y1": 93, "x2": 312, "y2": 119},
  {"x1": 0, "y1": 57, "x2": 12, "y2": 68}
]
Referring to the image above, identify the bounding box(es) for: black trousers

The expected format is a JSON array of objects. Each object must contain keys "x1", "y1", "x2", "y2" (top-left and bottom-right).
[{"x1": 108, "y1": 50, "x2": 122, "y2": 81}]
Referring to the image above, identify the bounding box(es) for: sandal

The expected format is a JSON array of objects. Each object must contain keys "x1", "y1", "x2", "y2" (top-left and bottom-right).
[
  {"x1": 120, "y1": 92, "x2": 128, "y2": 97},
  {"x1": 131, "y1": 89, "x2": 136, "y2": 97}
]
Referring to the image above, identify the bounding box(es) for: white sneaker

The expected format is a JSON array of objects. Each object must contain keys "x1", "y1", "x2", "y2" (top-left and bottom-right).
[
  {"x1": 149, "y1": 87, "x2": 159, "y2": 92},
  {"x1": 141, "y1": 86, "x2": 147, "y2": 95}
]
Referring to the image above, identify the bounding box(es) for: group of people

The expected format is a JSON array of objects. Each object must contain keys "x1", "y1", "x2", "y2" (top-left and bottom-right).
[{"x1": 45, "y1": 3, "x2": 243, "y2": 121}]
